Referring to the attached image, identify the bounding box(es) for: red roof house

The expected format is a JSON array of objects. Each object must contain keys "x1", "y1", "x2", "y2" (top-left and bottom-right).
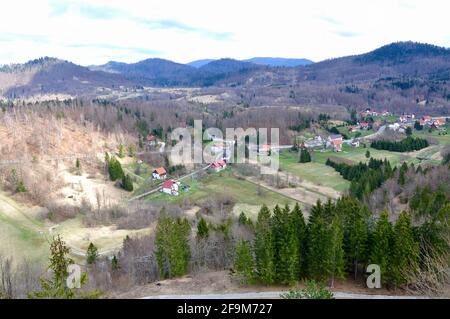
[{"x1": 152, "y1": 167, "x2": 167, "y2": 180}]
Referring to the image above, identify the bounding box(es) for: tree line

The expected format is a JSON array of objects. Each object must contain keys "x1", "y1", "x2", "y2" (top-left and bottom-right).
[
  {"x1": 234, "y1": 197, "x2": 449, "y2": 288},
  {"x1": 326, "y1": 158, "x2": 394, "y2": 200},
  {"x1": 371, "y1": 136, "x2": 429, "y2": 152}
]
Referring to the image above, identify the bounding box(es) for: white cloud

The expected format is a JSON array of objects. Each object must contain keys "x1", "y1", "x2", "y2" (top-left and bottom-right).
[{"x1": 0, "y1": 0, "x2": 449, "y2": 65}]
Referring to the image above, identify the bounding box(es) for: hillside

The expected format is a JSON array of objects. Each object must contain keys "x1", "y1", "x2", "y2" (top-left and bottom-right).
[
  {"x1": 0, "y1": 57, "x2": 131, "y2": 98},
  {"x1": 244, "y1": 57, "x2": 313, "y2": 67},
  {"x1": 1, "y1": 42, "x2": 450, "y2": 115}
]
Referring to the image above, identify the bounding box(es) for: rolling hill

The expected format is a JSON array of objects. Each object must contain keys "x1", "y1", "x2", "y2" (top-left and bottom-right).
[{"x1": 1, "y1": 42, "x2": 449, "y2": 103}]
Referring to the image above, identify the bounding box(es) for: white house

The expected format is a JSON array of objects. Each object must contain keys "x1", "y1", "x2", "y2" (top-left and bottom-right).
[
  {"x1": 161, "y1": 180, "x2": 180, "y2": 196},
  {"x1": 152, "y1": 167, "x2": 167, "y2": 180}
]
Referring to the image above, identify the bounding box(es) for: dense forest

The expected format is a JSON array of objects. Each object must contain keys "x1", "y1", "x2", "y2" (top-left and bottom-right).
[{"x1": 371, "y1": 137, "x2": 429, "y2": 152}]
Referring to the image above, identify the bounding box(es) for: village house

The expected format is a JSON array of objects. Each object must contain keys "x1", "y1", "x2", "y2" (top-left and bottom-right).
[
  {"x1": 161, "y1": 179, "x2": 180, "y2": 196},
  {"x1": 400, "y1": 114, "x2": 416, "y2": 123},
  {"x1": 348, "y1": 125, "x2": 359, "y2": 133},
  {"x1": 433, "y1": 117, "x2": 446, "y2": 127},
  {"x1": 152, "y1": 167, "x2": 167, "y2": 180},
  {"x1": 210, "y1": 159, "x2": 227, "y2": 172},
  {"x1": 345, "y1": 137, "x2": 360, "y2": 148},
  {"x1": 388, "y1": 122, "x2": 401, "y2": 131},
  {"x1": 381, "y1": 110, "x2": 391, "y2": 116},
  {"x1": 145, "y1": 134, "x2": 158, "y2": 146},
  {"x1": 258, "y1": 144, "x2": 271, "y2": 156},
  {"x1": 360, "y1": 121, "x2": 370, "y2": 130},
  {"x1": 304, "y1": 136, "x2": 324, "y2": 149},
  {"x1": 327, "y1": 134, "x2": 343, "y2": 152},
  {"x1": 422, "y1": 115, "x2": 432, "y2": 125}
]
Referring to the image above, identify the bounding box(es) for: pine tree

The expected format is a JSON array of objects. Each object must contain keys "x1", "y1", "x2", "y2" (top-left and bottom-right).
[
  {"x1": 390, "y1": 211, "x2": 419, "y2": 286},
  {"x1": 111, "y1": 255, "x2": 119, "y2": 271},
  {"x1": 28, "y1": 235, "x2": 99, "y2": 299},
  {"x1": 118, "y1": 144, "x2": 125, "y2": 158},
  {"x1": 369, "y1": 210, "x2": 393, "y2": 285},
  {"x1": 254, "y1": 205, "x2": 275, "y2": 284},
  {"x1": 272, "y1": 205, "x2": 299, "y2": 285},
  {"x1": 86, "y1": 243, "x2": 98, "y2": 265},
  {"x1": 329, "y1": 216, "x2": 345, "y2": 287},
  {"x1": 108, "y1": 156, "x2": 124, "y2": 181},
  {"x1": 290, "y1": 203, "x2": 307, "y2": 278},
  {"x1": 197, "y1": 217, "x2": 209, "y2": 239},
  {"x1": 155, "y1": 212, "x2": 191, "y2": 279},
  {"x1": 234, "y1": 240, "x2": 254, "y2": 284},
  {"x1": 299, "y1": 148, "x2": 312, "y2": 163},
  {"x1": 121, "y1": 174, "x2": 134, "y2": 191},
  {"x1": 365, "y1": 150, "x2": 371, "y2": 159},
  {"x1": 307, "y1": 212, "x2": 331, "y2": 280},
  {"x1": 128, "y1": 145, "x2": 135, "y2": 157},
  {"x1": 340, "y1": 198, "x2": 369, "y2": 279}
]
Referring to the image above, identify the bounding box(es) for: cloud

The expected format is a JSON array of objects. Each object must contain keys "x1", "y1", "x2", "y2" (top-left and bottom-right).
[
  {"x1": 0, "y1": 33, "x2": 48, "y2": 43},
  {"x1": 335, "y1": 31, "x2": 361, "y2": 38},
  {"x1": 68, "y1": 43, "x2": 161, "y2": 56},
  {"x1": 0, "y1": 0, "x2": 449, "y2": 65}
]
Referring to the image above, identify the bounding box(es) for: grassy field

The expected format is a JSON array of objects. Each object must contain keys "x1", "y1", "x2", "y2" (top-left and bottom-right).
[
  {"x1": 145, "y1": 169, "x2": 295, "y2": 208},
  {"x1": 413, "y1": 128, "x2": 450, "y2": 145},
  {"x1": 0, "y1": 192, "x2": 49, "y2": 266},
  {"x1": 278, "y1": 151, "x2": 351, "y2": 192},
  {"x1": 313, "y1": 144, "x2": 407, "y2": 166}
]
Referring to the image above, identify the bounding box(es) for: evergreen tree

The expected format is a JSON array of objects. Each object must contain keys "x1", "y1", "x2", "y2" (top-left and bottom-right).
[
  {"x1": 365, "y1": 150, "x2": 371, "y2": 159},
  {"x1": 86, "y1": 243, "x2": 98, "y2": 265},
  {"x1": 121, "y1": 174, "x2": 134, "y2": 191},
  {"x1": 405, "y1": 127, "x2": 413, "y2": 136},
  {"x1": 28, "y1": 235, "x2": 99, "y2": 299},
  {"x1": 329, "y1": 216, "x2": 346, "y2": 287},
  {"x1": 391, "y1": 212, "x2": 419, "y2": 286},
  {"x1": 234, "y1": 240, "x2": 254, "y2": 284},
  {"x1": 155, "y1": 212, "x2": 191, "y2": 279},
  {"x1": 118, "y1": 144, "x2": 126, "y2": 158},
  {"x1": 128, "y1": 145, "x2": 135, "y2": 157},
  {"x1": 299, "y1": 148, "x2": 312, "y2": 163},
  {"x1": 254, "y1": 205, "x2": 275, "y2": 284},
  {"x1": 272, "y1": 205, "x2": 299, "y2": 285},
  {"x1": 290, "y1": 203, "x2": 307, "y2": 278},
  {"x1": 197, "y1": 217, "x2": 209, "y2": 239},
  {"x1": 369, "y1": 210, "x2": 394, "y2": 285},
  {"x1": 111, "y1": 255, "x2": 119, "y2": 271},
  {"x1": 340, "y1": 198, "x2": 369, "y2": 279},
  {"x1": 398, "y1": 162, "x2": 408, "y2": 185},
  {"x1": 108, "y1": 156, "x2": 124, "y2": 181}
]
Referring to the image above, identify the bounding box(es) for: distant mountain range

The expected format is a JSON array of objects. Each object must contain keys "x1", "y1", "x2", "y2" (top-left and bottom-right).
[
  {"x1": 0, "y1": 42, "x2": 449, "y2": 98},
  {"x1": 188, "y1": 57, "x2": 313, "y2": 68}
]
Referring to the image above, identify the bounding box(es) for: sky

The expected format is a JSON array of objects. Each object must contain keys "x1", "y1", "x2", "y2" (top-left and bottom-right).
[{"x1": 0, "y1": 0, "x2": 449, "y2": 66}]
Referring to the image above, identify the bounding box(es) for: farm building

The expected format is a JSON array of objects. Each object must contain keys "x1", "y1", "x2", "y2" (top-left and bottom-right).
[
  {"x1": 152, "y1": 167, "x2": 167, "y2": 180},
  {"x1": 210, "y1": 159, "x2": 227, "y2": 172},
  {"x1": 327, "y1": 134, "x2": 343, "y2": 152},
  {"x1": 146, "y1": 134, "x2": 158, "y2": 146},
  {"x1": 161, "y1": 179, "x2": 180, "y2": 196},
  {"x1": 360, "y1": 121, "x2": 370, "y2": 130},
  {"x1": 258, "y1": 144, "x2": 271, "y2": 156}
]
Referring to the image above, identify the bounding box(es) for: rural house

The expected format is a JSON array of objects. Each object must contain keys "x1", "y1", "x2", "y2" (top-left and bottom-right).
[
  {"x1": 327, "y1": 134, "x2": 343, "y2": 152},
  {"x1": 152, "y1": 167, "x2": 167, "y2": 180},
  {"x1": 360, "y1": 121, "x2": 370, "y2": 130},
  {"x1": 146, "y1": 134, "x2": 158, "y2": 146},
  {"x1": 258, "y1": 144, "x2": 271, "y2": 156},
  {"x1": 210, "y1": 159, "x2": 227, "y2": 172},
  {"x1": 161, "y1": 179, "x2": 180, "y2": 196}
]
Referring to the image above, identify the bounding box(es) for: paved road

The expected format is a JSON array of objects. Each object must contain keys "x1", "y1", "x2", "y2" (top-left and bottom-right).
[
  {"x1": 363, "y1": 125, "x2": 386, "y2": 141},
  {"x1": 141, "y1": 291, "x2": 433, "y2": 299}
]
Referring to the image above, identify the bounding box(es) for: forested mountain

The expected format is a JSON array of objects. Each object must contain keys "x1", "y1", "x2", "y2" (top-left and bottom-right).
[{"x1": 1, "y1": 42, "x2": 449, "y2": 114}]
